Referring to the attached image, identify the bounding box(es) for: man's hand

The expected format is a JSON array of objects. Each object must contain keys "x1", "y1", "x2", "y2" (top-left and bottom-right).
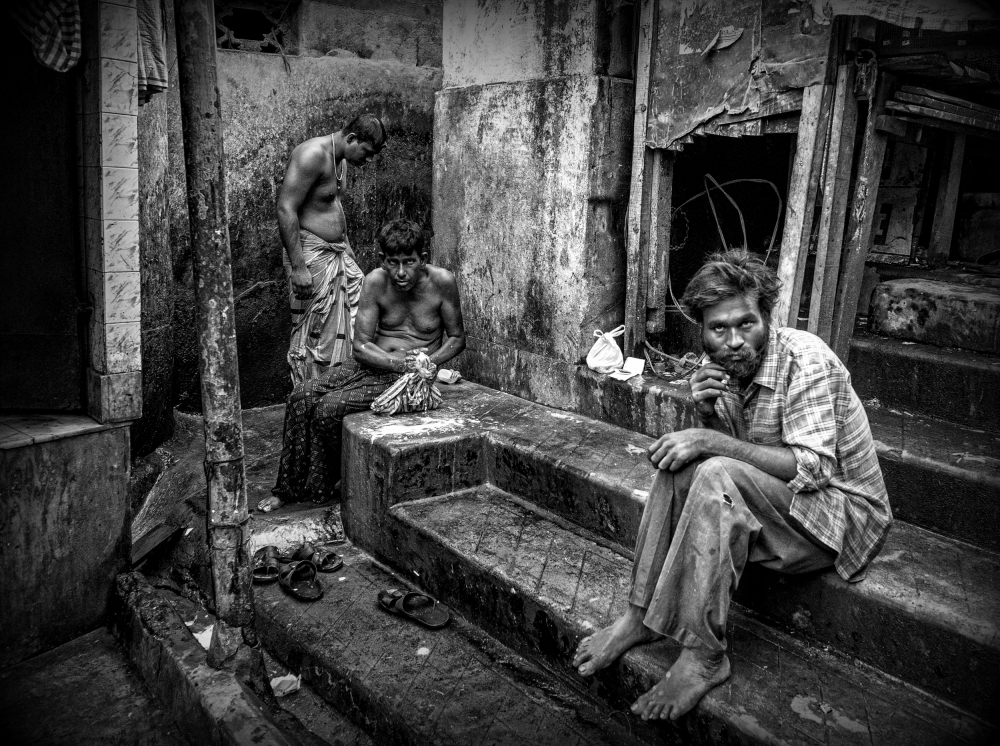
[
  {"x1": 648, "y1": 428, "x2": 722, "y2": 471},
  {"x1": 690, "y1": 362, "x2": 729, "y2": 420},
  {"x1": 405, "y1": 348, "x2": 437, "y2": 379},
  {"x1": 290, "y1": 266, "x2": 314, "y2": 300}
]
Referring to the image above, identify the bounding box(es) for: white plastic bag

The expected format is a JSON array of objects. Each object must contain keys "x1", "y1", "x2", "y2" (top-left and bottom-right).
[{"x1": 586, "y1": 325, "x2": 625, "y2": 374}]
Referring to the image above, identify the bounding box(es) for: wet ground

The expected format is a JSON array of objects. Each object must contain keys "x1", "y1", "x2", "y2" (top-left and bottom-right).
[{"x1": 0, "y1": 628, "x2": 188, "y2": 746}]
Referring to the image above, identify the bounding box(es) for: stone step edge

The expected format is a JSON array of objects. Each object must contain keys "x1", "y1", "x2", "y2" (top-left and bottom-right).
[
  {"x1": 381, "y1": 488, "x2": 996, "y2": 745},
  {"x1": 253, "y1": 543, "x2": 648, "y2": 746},
  {"x1": 112, "y1": 571, "x2": 312, "y2": 746}
]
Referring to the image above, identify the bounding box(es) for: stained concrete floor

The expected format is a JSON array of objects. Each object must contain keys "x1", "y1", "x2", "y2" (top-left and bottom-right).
[{"x1": 0, "y1": 627, "x2": 189, "y2": 746}]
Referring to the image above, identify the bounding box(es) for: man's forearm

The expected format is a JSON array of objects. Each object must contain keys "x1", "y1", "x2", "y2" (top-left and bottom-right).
[
  {"x1": 428, "y1": 335, "x2": 465, "y2": 368},
  {"x1": 702, "y1": 431, "x2": 799, "y2": 482},
  {"x1": 353, "y1": 342, "x2": 407, "y2": 373},
  {"x1": 277, "y1": 207, "x2": 305, "y2": 269}
]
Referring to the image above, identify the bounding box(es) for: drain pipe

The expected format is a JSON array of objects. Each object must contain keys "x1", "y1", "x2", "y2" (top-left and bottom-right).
[{"x1": 173, "y1": 0, "x2": 268, "y2": 694}]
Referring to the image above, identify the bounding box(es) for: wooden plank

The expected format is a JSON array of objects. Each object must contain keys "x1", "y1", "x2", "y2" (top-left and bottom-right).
[
  {"x1": 132, "y1": 523, "x2": 182, "y2": 567},
  {"x1": 773, "y1": 83, "x2": 831, "y2": 327},
  {"x1": 900, "y1": 85, "x2": 1000, "y2": 118},
  {"x1": 810, "y1": 64, "x2": 858, "y2": 342},
  {"x1": 896, "y1": 90, "x2": 1000, "y2": 125},
  {"x1": 646, "y1": 151, "x2": 674, "y2": 334},
  {"x1": 885, "y1": 101, "x2": 1000, "y2": 133},
  {"x1": 927, "y1": 134, "x2": 967, "y2": 268},
  {"x1": 623, "y1": 0, "x2": 657, "y2": 355},
  {"x1": 830, "y1": 72, "x2": 894, "y2": 362},
  {"x1": 890, "y1": 112, "x2": 1000, "y2": 143}
]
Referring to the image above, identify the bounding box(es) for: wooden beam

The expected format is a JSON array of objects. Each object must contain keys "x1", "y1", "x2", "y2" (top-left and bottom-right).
[
  {"x1": 927, "y1": 133, "x2": 967, "y2": 268},
  {"x1": 830, "y1": 72, "x2": 894, "y2": 362},
  {"x1": 773, "y1": 83, "x2": 832, "y2": 327},
  {"x1": 885, "y1": 100, "x2": 1000, "y2": 133},
  {"x1": 646, "y1": 151, "x2": 674, "y2": 334},
  {"x1": 810, "y1": 64, "x2": 858, "y2": 342},
  {"x1": 895, "y1": 90, "x2": 1000, "y2": 125},
  {"x1": 623, "y1": 0, "x2": 657, "y2": 356},
  {"x1": 900, "y1": 85, "x2": 1000, "y2": 118}
]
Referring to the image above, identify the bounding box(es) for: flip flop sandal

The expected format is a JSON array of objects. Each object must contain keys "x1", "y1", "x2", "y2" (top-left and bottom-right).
[
  {"x1": 252, "y1": 546, "x2": 281, "y2": 584},
  {"x1": 377, "y1": 588, "x2": 450, "y2": 629},
  {"x1": 279, "y1": 559, "x2": 323, "y2": 601},
  {"x1": 308, "y1": 543, "x2": 344, "y2": 573},
  {"x1": 284, "y1": 542, "x2": 344, "y2": 573}
]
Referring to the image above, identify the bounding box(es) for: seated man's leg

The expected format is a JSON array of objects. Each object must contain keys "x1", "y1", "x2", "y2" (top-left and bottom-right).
[
  {"x1": 576, "y1": 456, "x2": 835, "y2": 721},
  {"x1": 303, "y1": 362, "x2": 398, "y2": 500}
]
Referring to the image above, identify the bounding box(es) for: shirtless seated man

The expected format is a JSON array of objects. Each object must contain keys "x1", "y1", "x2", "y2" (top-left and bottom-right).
[
  {"x1": 573, "y1": 250, "x2": 891, "y2": 722},
  {"x1": 271, "y1": 219, "x2": 466, "y2": 505}
]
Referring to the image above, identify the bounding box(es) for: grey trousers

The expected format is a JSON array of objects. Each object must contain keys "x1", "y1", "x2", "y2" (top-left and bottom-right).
[{"x1": 629, "y1": 456, "x2": 836, "y2": 651}]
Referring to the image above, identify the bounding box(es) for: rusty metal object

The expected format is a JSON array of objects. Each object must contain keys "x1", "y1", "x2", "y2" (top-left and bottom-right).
[{"x1": 173, "y1": 0, "x2": 266, "y2": 693}]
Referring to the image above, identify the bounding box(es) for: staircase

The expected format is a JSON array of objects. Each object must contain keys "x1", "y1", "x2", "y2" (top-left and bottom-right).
[{"x1": 249, "y1": 352, "x2": 998, "y2": 745}]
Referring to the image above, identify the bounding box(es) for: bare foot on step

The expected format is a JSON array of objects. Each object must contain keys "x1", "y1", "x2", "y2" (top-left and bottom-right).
[
  {"x1": 631, "y1": 647, "x2": 731, "y2": 721},
  {"x1": 573, "y1": 605, "x2": 660, "y2": 677}
]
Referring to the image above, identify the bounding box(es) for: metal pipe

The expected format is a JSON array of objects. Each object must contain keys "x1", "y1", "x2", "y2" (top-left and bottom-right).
[{"x1": 173, "y1": 0, "x2": 266, "y2": 693}]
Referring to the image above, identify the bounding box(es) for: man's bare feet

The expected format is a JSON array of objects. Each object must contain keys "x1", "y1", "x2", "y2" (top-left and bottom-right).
[
  {"x1": 631, "y1": 647, "x2": 731, "y2": 721},
  {"x1": 572, "y1": 605, "x2": 660, "y2": 677}
]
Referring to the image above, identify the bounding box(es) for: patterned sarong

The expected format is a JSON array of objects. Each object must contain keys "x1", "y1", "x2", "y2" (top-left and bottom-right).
[
  {"x1": 272, "y1": 359, "x2": 397, "y2": 503},
  {"x1": 284, "y1": 229, "x2": 364, "y2": 385}
]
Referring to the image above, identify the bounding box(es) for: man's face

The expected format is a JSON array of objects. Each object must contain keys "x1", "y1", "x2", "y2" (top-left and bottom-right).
[
  {"x1": 701, "y1": 294, "x2": 769, "y2": 380},
  {"x1": 381, "y1": 250, "x2": 427, "y2": 292},
  {"x1": 344, "y1": 134, "x2": 378, "y2": 167}
]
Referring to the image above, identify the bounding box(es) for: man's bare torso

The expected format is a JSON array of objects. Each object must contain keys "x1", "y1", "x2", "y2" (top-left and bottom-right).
[
  {"x1": 293, "y1": 135, "x2": 348, "y2": 244},
  {"x1": 372, "y1": 267, "x2": 450, "y2": 355}
]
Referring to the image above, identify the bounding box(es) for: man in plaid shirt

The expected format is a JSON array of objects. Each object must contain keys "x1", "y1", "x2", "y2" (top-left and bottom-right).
[{"x1": 574, "y1": 250, "x2": 892, "y2": 722}]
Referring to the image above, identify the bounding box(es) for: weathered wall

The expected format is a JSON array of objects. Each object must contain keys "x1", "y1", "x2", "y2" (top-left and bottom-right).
[
  {"x1": 299, "y1": 0, "x2": 443, "y2": 66},
  {"x1": 433, "y1": 0, "x2": 633, "y2": 408},
  {"x1": 168, "y1": 52, "x2": 442, "y2": 411},
  {"x1": 0, "y1": 427, "x2": 131, "y2": 667}
]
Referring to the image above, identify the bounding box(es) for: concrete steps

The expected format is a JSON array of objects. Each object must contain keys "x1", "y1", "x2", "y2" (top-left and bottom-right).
[
  {"x1": 849, "y1": 331, "x2": 1000, "y2": 432},
  {"x1": 869, "y1": 279, "x2": 1000, "y2": 355},
  {"x1": 386, "y1": 486, "x2": 994, "y2": 745},
  {"x1": 254, "y1": 542, "x2": 642, "y2": 746},
  {"x1": 339, "y1": 384, "x2": 1000, "y2": 741}
]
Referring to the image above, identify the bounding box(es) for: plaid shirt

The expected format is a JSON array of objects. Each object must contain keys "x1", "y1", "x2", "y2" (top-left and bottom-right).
[{"x1": 714, "y1": 326, "x2": 892, "y2": 581}]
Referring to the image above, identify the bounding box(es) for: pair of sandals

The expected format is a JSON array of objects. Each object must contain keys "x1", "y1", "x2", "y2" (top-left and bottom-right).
[{"x1": 252, "y1": 542, "x2": 344, "y2": 601}]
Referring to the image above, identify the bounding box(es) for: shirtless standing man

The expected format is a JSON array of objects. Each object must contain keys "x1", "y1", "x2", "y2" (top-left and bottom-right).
[
  {"x1": 278, "y1": 113, "x2": 387, "y2": 385},
  {"x1": 271, "y1": 219, "x2": 465, "y2": 505}
]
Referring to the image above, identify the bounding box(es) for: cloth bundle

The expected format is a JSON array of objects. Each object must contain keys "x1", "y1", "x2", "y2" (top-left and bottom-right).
[{"x1": 371, "y1": 352, "x2": 443, "y2": 415}]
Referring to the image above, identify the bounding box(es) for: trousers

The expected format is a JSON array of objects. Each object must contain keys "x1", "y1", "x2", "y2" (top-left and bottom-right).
[{"x1": 629, "y1": 456, "x2": 836, "y2": 651}]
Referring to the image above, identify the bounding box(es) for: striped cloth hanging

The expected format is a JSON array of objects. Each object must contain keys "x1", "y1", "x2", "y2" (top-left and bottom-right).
[{"x1": 10, "y1": 0, "x2": 82, "y2": 73}]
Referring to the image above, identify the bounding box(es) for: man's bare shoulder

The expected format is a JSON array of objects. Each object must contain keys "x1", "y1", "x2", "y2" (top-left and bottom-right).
[
  {"x1": 426, "y1": 264, "x2": 459, "y2": 290},
  {"x1": 363, "y1": 267, "x2": 392, "y2": 287},
  {"x1": 288, "y1": 136, "x2": 329, "y2": 170}
]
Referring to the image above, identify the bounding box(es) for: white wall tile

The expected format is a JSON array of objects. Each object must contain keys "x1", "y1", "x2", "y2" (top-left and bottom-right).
[
  {"x1": 101, "y1": 58, "x2": 137, "y2": 115},
  {"x1": 101, "y1": 167, "x2": 139, "y2": 220},
  {"x1": 105, "y1": 321, "x2": 141, "y2": 373},
  {"x1": 102, "y1": 271, "x2": 141, "y2": 324},
  {"x1": 101, "y1": 113, "x2": 137, "y2": 168},
  {"x1": 98, "y1": 2, "x2": 138, "y2": 63},
  {"x1": 103, "y1": 220, "x2": 139, "y2": 272}
]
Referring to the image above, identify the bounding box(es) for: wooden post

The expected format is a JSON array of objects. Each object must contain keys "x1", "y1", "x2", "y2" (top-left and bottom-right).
[
  {"x1": 623, "y1": 0, "x2": 657, "y2": 356},
  {"x1": 174, "y1": 0, "x2": 267, "y2": 694},
  {"x1": 830, "y1": 68, "x2": 894, "y2": 362},
  {"x1": 773, "y1": 83, "x2": 833, "y2": 327},
  {"x1": 810, "y1": 64, "x2": 859, "y2": 341},
  {"x1": 927, "y1": 133, "x2": 966, "y2": 268},
  {"x1": 645, "y1": 150, "x2": 674, "y2": 335}
]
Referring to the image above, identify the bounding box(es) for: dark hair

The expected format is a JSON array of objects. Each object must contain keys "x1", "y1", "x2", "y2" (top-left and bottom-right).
[
  {"x1": 377, "y1": 219, "x2": 425, "y2": 257},
  {"x1": 680, "y1": 249, "x2": 781, "y2": 322},
  {"x1": 344, "y1": 113, "x2": 388, "y2": 151}
]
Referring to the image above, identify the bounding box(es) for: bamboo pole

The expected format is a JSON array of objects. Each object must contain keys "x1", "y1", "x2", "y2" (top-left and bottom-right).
[{"x1": 173, "y1": 0, "x2": 266, "y2": 693}]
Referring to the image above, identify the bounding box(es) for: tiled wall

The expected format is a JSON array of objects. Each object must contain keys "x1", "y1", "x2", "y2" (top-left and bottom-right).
[{"x1": 79, "y1": 0, "x2": 142, "y2": 423}]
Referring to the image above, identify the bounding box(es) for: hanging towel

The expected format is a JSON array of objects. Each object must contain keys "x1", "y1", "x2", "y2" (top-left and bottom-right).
[
  {"x1": 138, "y1": 0, "x2": 168, "y2": 104},
  {"x1": 10, "y1": 0, "x2": 82, "y2": 73}
]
